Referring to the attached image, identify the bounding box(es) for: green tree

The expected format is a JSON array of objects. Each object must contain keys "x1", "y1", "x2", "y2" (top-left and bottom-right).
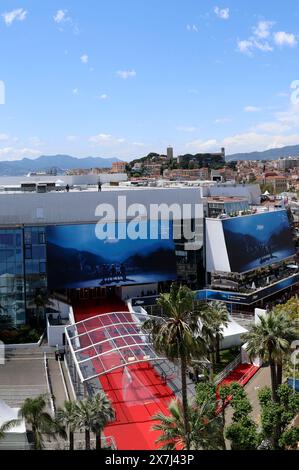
[
  {"x1": 75, "y1": 398, "x2": 94, "y2": 450},
  {"x1": 243, "y1": 312, "x2": 297, "y2": 402},
  {"x1": 196, "y1": 382, "x2": 228, "y2": 449},
  {"x1": 272, "y1": 297, "x2": 299, "y2": 323},
  {"x1": 143, "y1": 284, "x2": 206, "y2": 450},
  {"x1": 89, "y1": 392, "x2": 115, "y2": 450},
  {"x1": 152, "y1": 399, "x2": 224, "y2": 450},
  {"x1": 258, "y1": 384, "x2": 299, "y2": 450},
  {"x1": 56, "y1": 400, "x2": 78, "y2": 451},
  {"x1": 218, "y1": 384, "x2": 232, "y2": 443},
  {"x1": 3, "y1": 395, "x2": 58, "y2": 450},
  {"x1": 225, "y1": 383, "x2": 260, "y2": 450},
  {"x1": 199, "y1": 301, "x2": 229, "y2": 366}
]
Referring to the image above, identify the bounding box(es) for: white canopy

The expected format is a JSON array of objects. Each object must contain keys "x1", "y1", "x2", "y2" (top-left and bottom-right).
[{"x1": 220, "y1": 317, "x2": 248, "y2": 349}]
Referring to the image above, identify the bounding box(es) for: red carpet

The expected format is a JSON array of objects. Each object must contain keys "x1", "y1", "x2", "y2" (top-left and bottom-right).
[
  {"x1": 218, "y1": 363, "x2": 259, "y2": 388},
  {"x1": 72, "y1": 298, "x2": 175, "y2": 450},
  {"x1": 216, "y1": 363, "x2": 260, "y2": 408}
]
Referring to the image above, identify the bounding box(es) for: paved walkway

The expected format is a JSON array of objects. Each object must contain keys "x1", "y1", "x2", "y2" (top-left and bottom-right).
[
  {"x1": 225, "y1": 366, "x2": 271, "y2": 425},
  {"x1": 224, "y1": 366, "x2": 271, "y2": 448},
  {"x1": 47, "y1": 357, "x2": 68, "y2": 409}
]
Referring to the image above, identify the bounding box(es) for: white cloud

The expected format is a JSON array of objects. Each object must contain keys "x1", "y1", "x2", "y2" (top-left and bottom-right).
[
  {"x1": 237, "y1": 40, "x2": 253, "y2": 55},
  {"x1": 253, "y1": 121, "x2": 291, "y2": 133},
  {"x1": 237, "y1": 38, "x2": 273, "y2": 55},
  {"x1": 223, "y1": 132, "x2": 299, "y2": 153},
  {"x1": 215, "y1": 117, "x2": 232, "y2": 124},
  {"x1": 2, "y1": 8, "x2": 27, "y2": 26},
  {"x1": 53, "y1": 9, "x2": 68, "y2": 23},
  {"x1": 116, "y1": 69, "x2": 136, "y2": 79},
  {"x1": 0, "y1": 147, "x2": 40, "y2": 161},
  {"x1": 244, "y1": 106, "x2": 262, "y2": 113},
  {"x1": 176, "y1": 126, "x2": 197, "y2": 132},
  {"x1": 254, "y1": 41, "x2": 274, "y2": 52},
  {"x1": 187, "y1": 24, "x2": 198, "y2": 32},
  {"x1": 66, "y1": 135, "x2": 78, "y2": 142},
  {"x1": 214, "y1": 6, "x2": 229, "y2": 20},
  {"x1": 99, "y1": 94, "x2": 108, "y2": 100},
  {"x1": 273, "y1": 31, "x2": 297, "y2": 47},
  {"x1": 132, "y1": 142, "x2": 145, "y2": 147},
  {"x1": 0, "y1": 133, "x2": 9, "y2": 141},
  {"x1": 80, "y1": 54, "x2": 88, "y2": 64},
  {"x1": 238, "y1": 20, "x2": 297, "y2": 55},
  {"x1": 72, "y1": 88, "x2": 79, "y2": 95},
  {"x1": 28, "y1": 136, "x2": 43, "y2": 147},
  {"x1": 186, "y1": 139, "x2": 218, "y2": 152},
  {"x1": 276, "y1": 107, "x2": 299, "y2": 129},
  {"x1": 253, "y1": 21, "x2": 275, "y2": 39},
  {"x1": 277, "y1": 91, "x2": 289, "y2": 97},
  {"x1": 89, "y1": 133, "x2": 125, "y2": 146},
  {"x1": 53, "y1": 9, "x2": 79, "y2": 34}
]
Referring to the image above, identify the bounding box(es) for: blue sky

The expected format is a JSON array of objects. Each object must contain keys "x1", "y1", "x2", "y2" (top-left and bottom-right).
[{"x1": 1, "y1": 0, "x2": 299, "y2": 161}]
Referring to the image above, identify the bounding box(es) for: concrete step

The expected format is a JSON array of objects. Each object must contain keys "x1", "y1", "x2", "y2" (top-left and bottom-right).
[{"x1": 0, "y1": 385, "x2": 48, "y2": 407}]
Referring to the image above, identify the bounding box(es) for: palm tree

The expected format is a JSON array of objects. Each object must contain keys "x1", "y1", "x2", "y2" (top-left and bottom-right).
[
  {"x1": 89, "y1": 392, "x2": 115, "y2": 450},
  {"x1": 56, "y1": 400, "x2": 78, "y2": 450},
  {"x1": 75, "y1": 398, "x2": 94, "y2": 450},
  {"x1": 143, "y1": 284, "x2": 206, "y2": 450},
  {"x1": 199, "y1": 301, "x2": 229, "y2": 366},
  {"x1": 153, "y1": 399, "x2": 224, "y2": 450},
  {"x1": 243, "y1": 311, "x2": 297, "y2": 402},
  {"x1": 3, "y1": 395, "x2": 56, "y2": 450}
]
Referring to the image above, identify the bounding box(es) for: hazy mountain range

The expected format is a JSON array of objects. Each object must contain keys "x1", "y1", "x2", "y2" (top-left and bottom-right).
[
  {"x1": 0, "y1": 154, "x2": 120, "y2": 176},
  {"x1": 226, "y1": 145, "x2": 299, "y2": 162},
  {"x1": 1, "y1": 144, "x2": 299, "y2": 176}
]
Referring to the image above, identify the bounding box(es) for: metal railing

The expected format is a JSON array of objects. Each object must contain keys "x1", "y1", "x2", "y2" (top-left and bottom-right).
[
  {"x1": 238, "y1": 364, "x2": 259, "y2": 386},
  {"x1": 44, "y1": 435, "x2": 117, "y2": 450},
  {"x1": 43, "y1": 352, "x2": 56, "y2": 414},
  {"x1": 214, "y1": 354, "x2": 241, "y2": 385}
]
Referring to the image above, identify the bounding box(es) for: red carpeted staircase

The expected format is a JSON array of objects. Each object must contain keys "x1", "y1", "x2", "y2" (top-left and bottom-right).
[
  {"x1": 218, "y1": 363, "x2": 259, "y2": 388},
  {"x1": 72, "y1": 297, "x2": 175, "y2": 450},
  {"x1": 216, "y1": 363, "x2": 260, "y2": 410}
]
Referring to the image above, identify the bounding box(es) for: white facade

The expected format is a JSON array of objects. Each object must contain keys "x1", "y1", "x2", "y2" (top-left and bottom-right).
[
  {"x1": 205, "y1": 218, "x2": 231, "y2": 273},
  {"x1": 0, "y1": 173, "x2": 127, "y2": 188},
  {"x1": 0, "y1": 187, "x2": 203, "y2": 226},
  {"x1": 209, "y1": 183, "x2": 261, "y2": 205}
]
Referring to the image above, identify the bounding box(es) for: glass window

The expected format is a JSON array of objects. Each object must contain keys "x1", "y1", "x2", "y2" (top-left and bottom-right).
[
  {"x1": 25, "y1": 246, "x2": 32, "y2": 259},
  {"x1": 31, "y1": 232, "x2": 39, "y2": 244},
  {"x1": 24, "y1": 231, "x2": 32, "y2": 244},
  {"x1": 15, "y1": 233, "x2": 22, "y2": 247},
  {"x1": 39, "y1": 262, "x2": 46, "y2": 273},
  {"x1": 32, "y1": 245, "x2": 46, "y2": 259},
  {"x1": 39, "y1": 232, "x2": 46, "y2": 244},
  {"x1": 26, "y1": 260, "x2": 40, "y2": 274}
]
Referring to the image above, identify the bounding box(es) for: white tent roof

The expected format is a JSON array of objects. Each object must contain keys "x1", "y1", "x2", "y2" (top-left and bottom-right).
[
  {"x1": 222, "y1": 316, "x2": 248, "y2": 338},
  {"x1": 0, "y1": 400, "x2": 26, "y2": 434}
]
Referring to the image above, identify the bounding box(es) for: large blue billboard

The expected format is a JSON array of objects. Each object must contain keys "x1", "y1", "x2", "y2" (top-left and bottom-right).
[
  {"x1": 222, "y1": 211, "x2": 296, "y2": 273},
  {"x1": 195, "y1": 272, "x2": 299, "y2": 304},
  {"x1": 46, "y1": 221, "x2": 177, "y2": 289}
]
